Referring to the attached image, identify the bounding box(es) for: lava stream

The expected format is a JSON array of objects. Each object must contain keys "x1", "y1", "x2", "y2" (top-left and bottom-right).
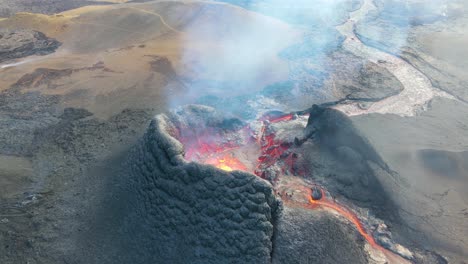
[{"x1": 307, "y1": 188, "x2": 380, "y2": 249}]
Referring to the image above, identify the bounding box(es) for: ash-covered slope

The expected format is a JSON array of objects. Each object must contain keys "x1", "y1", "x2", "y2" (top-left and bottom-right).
[{"x1": 122, "y1": 112, "x2": 280, "y2": 263}]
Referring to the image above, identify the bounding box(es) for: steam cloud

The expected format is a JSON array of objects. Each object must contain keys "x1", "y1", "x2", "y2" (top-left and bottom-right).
[
  {"x1": 174, "y1": 0, "x2": 454, "y2": 112},
  {"x1": 174, "y1": 0, "x2": 362, "y2": 110}
]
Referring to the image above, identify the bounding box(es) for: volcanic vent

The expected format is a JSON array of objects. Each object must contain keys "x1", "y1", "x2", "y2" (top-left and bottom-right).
[
  {"x1": 124, "y1": 104, "x2": 446, "y2": 263},
  {"x1": 125, "y1": 105, "x2": 280, "y2": 264}
]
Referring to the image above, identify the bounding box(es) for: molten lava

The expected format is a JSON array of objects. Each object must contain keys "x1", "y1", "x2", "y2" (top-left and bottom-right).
[
  {"x1": 253, "y1": 112, "x2": 309, "y2": 183},
  {"x1": 205, "y1": 154, "x2": 248, "y2": 172},
  {"x1": 307, "y1": 188, "x2": 380, "y2": 249}
]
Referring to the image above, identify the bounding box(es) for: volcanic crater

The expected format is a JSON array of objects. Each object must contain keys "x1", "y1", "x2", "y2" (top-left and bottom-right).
[{"x1": 120, "y1": 104, "x2": 447, "y2": 263}]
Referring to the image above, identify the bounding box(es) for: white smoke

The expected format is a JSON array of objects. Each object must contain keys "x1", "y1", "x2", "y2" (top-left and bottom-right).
[
  {"x1": 0, "y1": 58, "x2": 35, "y2": 69},
  {"x1": 174, "y1": 0, "x2": 361, "y2": 108}
]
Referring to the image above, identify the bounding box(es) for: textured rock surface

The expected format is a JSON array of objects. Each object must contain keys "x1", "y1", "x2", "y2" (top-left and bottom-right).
[
  {"x1": 272, "y1": 206, "x2": 368, "y2": 264},
  {"x1": 0, "y1": 88, "x2": 61, "y2": 156},
  {"x1": 0, "y1": 29, "x2": 61, "y2": 63},
  {"x1": 0, "y1": 105, "x2": 154, "y2": 264},
  {"x1": 122, "y1": 112, "x2": 280, "y2": 263}
]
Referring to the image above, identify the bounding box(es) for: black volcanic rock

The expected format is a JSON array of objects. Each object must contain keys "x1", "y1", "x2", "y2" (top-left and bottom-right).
[
  {"x1": 311, "y1": 186, "x2": 322, "y2": 200},
  {"x1": 272, "y1": 207, "x2": 368, "y2": 264},
  {"x1": 0, "y1": 29, "x2": 61, "y2": 63}
]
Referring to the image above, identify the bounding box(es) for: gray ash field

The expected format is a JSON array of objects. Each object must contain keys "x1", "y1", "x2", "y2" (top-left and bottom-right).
[{"x1": 0, "y1": 0, "x2": 467, "y2": 263}]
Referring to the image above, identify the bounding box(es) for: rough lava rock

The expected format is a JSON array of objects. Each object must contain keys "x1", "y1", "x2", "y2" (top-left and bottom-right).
[
  {"x1": 0, "y1": 29, "x2": 61, "y2": 63},
  {"x1": 272, "y1": 207, "x2": 368, "y2": 264}
]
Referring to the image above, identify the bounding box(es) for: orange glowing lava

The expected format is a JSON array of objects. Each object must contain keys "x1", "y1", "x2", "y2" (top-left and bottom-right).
[
  {"x1": 205, "y1": 154, "x2": 248, "y2": 172},
  {"x1": 310, "y1": 195, "x2": 411, "y2": 263},
  {"x1": 307, "y1": 188, "x2": 380, "y2": 249}
]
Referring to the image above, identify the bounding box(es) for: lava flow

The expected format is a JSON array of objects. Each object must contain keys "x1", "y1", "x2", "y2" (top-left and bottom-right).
[
  {"x1": 176, "y1": 109, "x2": 408, "y2": 262},
  {"x1": 308, "y1": 187, "x2": 380, "y2": 249}
]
